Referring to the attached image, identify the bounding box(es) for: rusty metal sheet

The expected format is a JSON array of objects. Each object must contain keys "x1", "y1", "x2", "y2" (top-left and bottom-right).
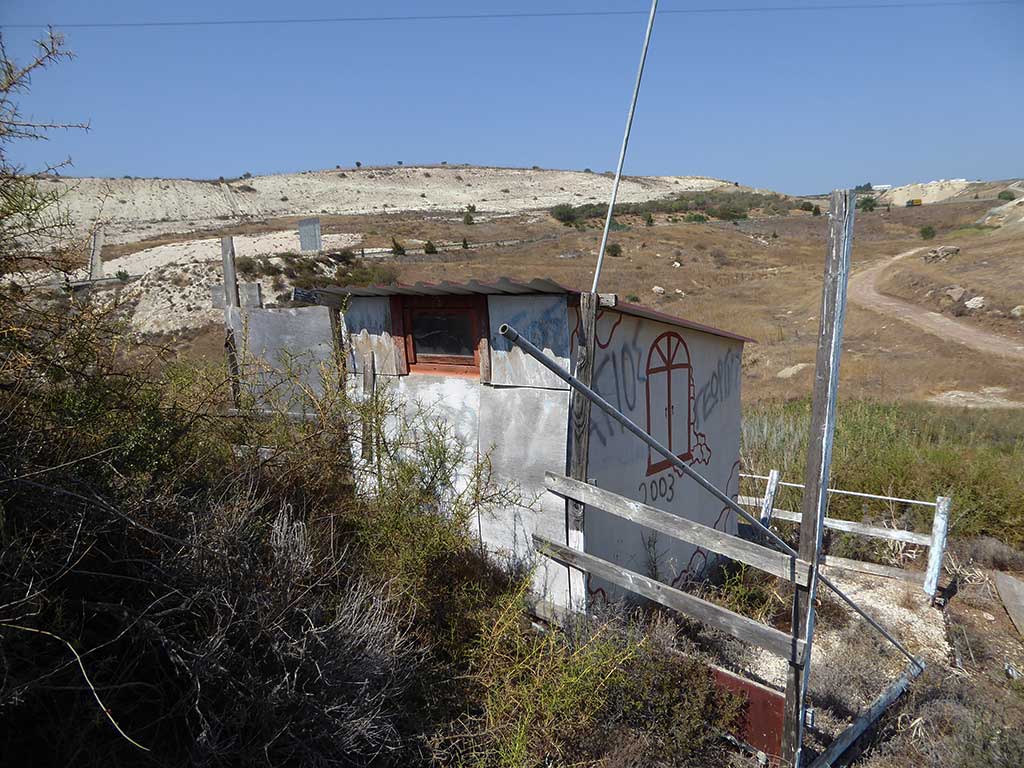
[{"x1": 712, "y1": 665, "x2": 785, "y2": 759}]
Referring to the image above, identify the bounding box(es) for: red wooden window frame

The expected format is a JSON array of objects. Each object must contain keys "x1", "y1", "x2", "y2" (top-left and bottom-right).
[
  {"x1": 395, "y1": 295, "x2": 489, "y2": 376},
  {"x1": 645, "y1": 331, "x2": 693, "y2": 475}
]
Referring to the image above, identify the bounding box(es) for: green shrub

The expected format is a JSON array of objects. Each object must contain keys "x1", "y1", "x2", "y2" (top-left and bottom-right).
[
  {"x1": 859, "y1": 196, "x2": 877, "y2": 212},
  {"x1": 115, "y1": 269, "x2": 130, "y2": 281},
  {"x1": 686, "y1": 213, "x2": 708, "y2": 223},
  {"x1": 812, "y1": 204, "x2": 822, "y2": 216},
  {"x1": 463, "y1": 212, "x2": 475, "y2": 225},
  {"x1": 391, "y1": 237, "x2": 406, "y2": 255},
  {"x1": 461, "y1": 237, "x2": 469, "y2": 249},
  {"x1": 800, "y1": 201, "x2": 815, "y2": 212},
  {"x1": 997, "y1": 190, "x2": 1016, "y2": 201},
  {"x1": 644, "y1": 212, "x2": 654, "y2": 226},
  {"x1": 424, "y1": 239, "x2": 438, "y2": 254},
  {"x1": 920, "y1": 225, "x2": 936, "y2": 240},
  {"x1": 606, "y1": 243, "x2": 623, "y2": 258}
]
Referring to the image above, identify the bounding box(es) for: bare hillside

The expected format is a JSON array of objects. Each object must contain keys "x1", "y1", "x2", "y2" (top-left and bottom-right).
[{"x1": 47, "y1": 165, "x2": 730, "y2": 244}]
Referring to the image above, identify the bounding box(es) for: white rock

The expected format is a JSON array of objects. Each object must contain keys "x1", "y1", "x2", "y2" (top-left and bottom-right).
[
  {"x1": 965, "y1": 296, "x2": 986, "y2": 310},
  {"x1": 1011, "y1": 305, "x2": 1024, "y2": 319},
  {"x1": 652, "y1": 285, "x2": 666, "y2": 295},
  {"x1": 672, "y1": 261, "x2": 681, "y2": 268},
  {"x1": 776, "y1": 363, "x2": 812, "y2": 379}
]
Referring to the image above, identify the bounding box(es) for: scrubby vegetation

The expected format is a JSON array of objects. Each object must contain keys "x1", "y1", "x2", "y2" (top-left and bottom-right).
[
  {"x1": 0, "y1": 35, "x2": 750, "y2": 766},
  {"x1": 742, "y1": 399, "x2": 1024, "y2": 547},
  {"x1": 235, "y1": 249, "x2": 397, "y2": 290},
  {"x1": 550, "y1": 189, "x2": 794, "y2": 227}
]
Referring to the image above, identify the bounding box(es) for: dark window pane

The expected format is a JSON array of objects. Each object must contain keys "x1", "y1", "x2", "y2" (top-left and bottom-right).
[{"x1": 411, "y1": 311, "x2": 474, "y2": 357}]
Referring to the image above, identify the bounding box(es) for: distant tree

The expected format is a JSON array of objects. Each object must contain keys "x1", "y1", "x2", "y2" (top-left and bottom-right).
[
  {"x1": 355, "y1": 161, "x2": 362, "y2": 168},
  {"x1": 461, "y1": 237, "x2": 469, "y2": 249},
  {"x1": 644, "y1": 212, "x2": 654, "y2": 227},
  {"x1": 466, "y1": 204, "x2": 477, "y2": 213},
  {"x1": 463, "y1": 212, "x2": 475, "y2": 225},
  {"x1": 799, "y1": 201, "x2": 815, "y2": 212},
  {"x1": 812, "y1": 205, "x2": 822, "y2": 217},
  {"x1": 858, "y1": 197, "x2": 877, "y2": 212},
  {"x1": 583, "y1": 168, "x2": 593, "y2": 173},
  {"x1": 391, "y1": 237, "x2": 406, "y2": 255},
  {"x1": 423, "y1": 240, "x2": 438, "y2": 254},
  {"x1": 771, "y1": 230, "x2": 778, "y2": 239},
  {"x1": 854, "y1": 182, "x2": 873, "y2": 193},
  {"x1": 242, "y1": 171, "x2": 253, "y2": 179},
  {"x1": 397, "y1": 160, "x2": 403, "y2": 165},
  {"x1": 920, "y1": 225, "x2": 936, "y2": 240}
]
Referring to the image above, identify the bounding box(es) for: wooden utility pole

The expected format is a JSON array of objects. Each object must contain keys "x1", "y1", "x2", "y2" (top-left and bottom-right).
[
  {"x1": 781, "y1": 190, "x2": 856, "y2": 767},
  {"x1": 221, "y1": 236, "x2": 242, "y2": 408},
  {"x1": 566, "y1": 292, "x2": 598, "y2": 613}
]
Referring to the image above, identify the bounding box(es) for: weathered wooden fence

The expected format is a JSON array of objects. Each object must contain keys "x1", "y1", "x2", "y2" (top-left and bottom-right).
[{"x1": 738, "y1": 472, "x2": 951, "y2": 599}]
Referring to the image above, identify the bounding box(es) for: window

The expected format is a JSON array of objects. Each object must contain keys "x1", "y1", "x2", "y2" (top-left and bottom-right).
[
  {"x1": 410, "y1": 310, "x2": 475, "y2": 358},
  {"x1": 644, "y1": 331, "x2": 693, "y2": 475},
  {"x1": 400, "y1": 296, "x2": 487, "y2": 374}
]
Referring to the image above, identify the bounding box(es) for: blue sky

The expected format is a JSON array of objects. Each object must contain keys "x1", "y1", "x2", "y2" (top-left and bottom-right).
[{"x1": 2, "y1": 1, "x2": 1021, "y2": 193}]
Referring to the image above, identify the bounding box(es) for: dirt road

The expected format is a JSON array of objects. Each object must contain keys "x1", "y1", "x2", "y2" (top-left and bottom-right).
[{"x1": 848, "y1": 248, "x2": 1024, "y2": 361}]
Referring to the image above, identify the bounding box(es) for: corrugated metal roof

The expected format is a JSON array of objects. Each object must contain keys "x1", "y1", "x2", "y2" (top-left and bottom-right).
[
  {"x1": 310, "y1": 278, "x2": 753, "y2": 343},
  {"x1": 314, "y1": 277, "x2": 570, "y2": 298},
  {"x1": 613, "y1": 302, "x2": 754, "y2": 344}
]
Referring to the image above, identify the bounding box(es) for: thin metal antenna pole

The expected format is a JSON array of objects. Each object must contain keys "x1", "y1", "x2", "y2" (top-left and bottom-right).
[{"x1": 591, "y1": 0, "x2": 659, "y2": 293}]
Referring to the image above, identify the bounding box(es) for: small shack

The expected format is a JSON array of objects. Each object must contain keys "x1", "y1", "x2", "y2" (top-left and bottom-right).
[{"x1": 300, "y1": 277, "x2": 751, "y2": 614}]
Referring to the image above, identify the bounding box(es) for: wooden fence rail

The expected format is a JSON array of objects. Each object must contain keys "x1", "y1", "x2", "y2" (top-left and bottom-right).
[
  {"x1": 548, "y1": 474, "x2": 813, "y2": 587},
  {"x1": 533, "y1": 534, "x2": 805, "y2": 663}
]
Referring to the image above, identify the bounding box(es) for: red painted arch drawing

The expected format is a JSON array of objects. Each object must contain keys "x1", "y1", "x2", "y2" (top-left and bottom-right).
[{"x1": 644, "y1": 331, "x2": 710, "y2": 475}]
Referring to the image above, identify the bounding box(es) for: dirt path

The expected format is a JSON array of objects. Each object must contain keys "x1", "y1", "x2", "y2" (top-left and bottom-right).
[{"x1": 848, "y1": 247, "x2": 1024, "y2": 361}]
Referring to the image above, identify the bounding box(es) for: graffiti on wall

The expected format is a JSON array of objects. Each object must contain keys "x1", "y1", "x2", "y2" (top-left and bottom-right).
[
  {"x1": 694, "y1": 346, "x2": 742, "y2": 433},
  {"x1": 583, "y1": 309, "x2": 744, "y2": 600}
]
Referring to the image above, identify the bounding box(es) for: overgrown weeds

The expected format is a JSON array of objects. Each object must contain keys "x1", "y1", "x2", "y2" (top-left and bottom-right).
[{"x1": 742, "y1": 399, "x2": 1024, "y2": 548}]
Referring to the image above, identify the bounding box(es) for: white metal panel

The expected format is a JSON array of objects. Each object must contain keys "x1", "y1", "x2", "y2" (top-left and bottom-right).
[
  {"x1": 343, "y1": 297, "x2": 401, "y2": 375},
  {"x1": 488, "y1": 295, "x2": 571, "y2": 389},
  {"x1": 583, "y1": 309, "x2": 744, "y2": 601},
  {"x1": 229, "y1": 305, "x2": 338, "y2": 414},
  {"x1": 478, "y1": 384, "x2": 571, "y2": 609}
]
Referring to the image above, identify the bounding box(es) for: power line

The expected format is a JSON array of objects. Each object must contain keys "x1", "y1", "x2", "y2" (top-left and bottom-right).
[{"x1": 0, "y1": 1, "x2": 1019, "y2": 31}]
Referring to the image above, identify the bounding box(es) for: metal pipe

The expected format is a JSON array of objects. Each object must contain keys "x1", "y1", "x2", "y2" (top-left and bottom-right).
[
  {"x1": 591, "y1": 0, "x2": 659, "y2": 293},
  {"x1": 498, "y1": 322, "x2": 923, "y2": 671}
]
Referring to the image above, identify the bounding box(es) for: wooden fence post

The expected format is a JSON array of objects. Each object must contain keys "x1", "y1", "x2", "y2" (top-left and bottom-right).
[
  {"x1": 221, "y1": 236, "x2": 242, "y2": 408},
  {"x1": 757, "y1": 469, "x2": 782, "y2": 545},
  {"x1": 923, "y1": 496, "x2": 951, "y2": 600},
  {"x1": 566, "y1": 292, "x2": 598, "y2": 614},
  {"x1": 781, "y1": 190, "x2": 856, "y2": 768},
  {"x1": 360, "y1": 352, "x2": 376, "y2": 461},
  {"x1": 89, "y1": 228, "x2": 105, "y2": 281}
]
